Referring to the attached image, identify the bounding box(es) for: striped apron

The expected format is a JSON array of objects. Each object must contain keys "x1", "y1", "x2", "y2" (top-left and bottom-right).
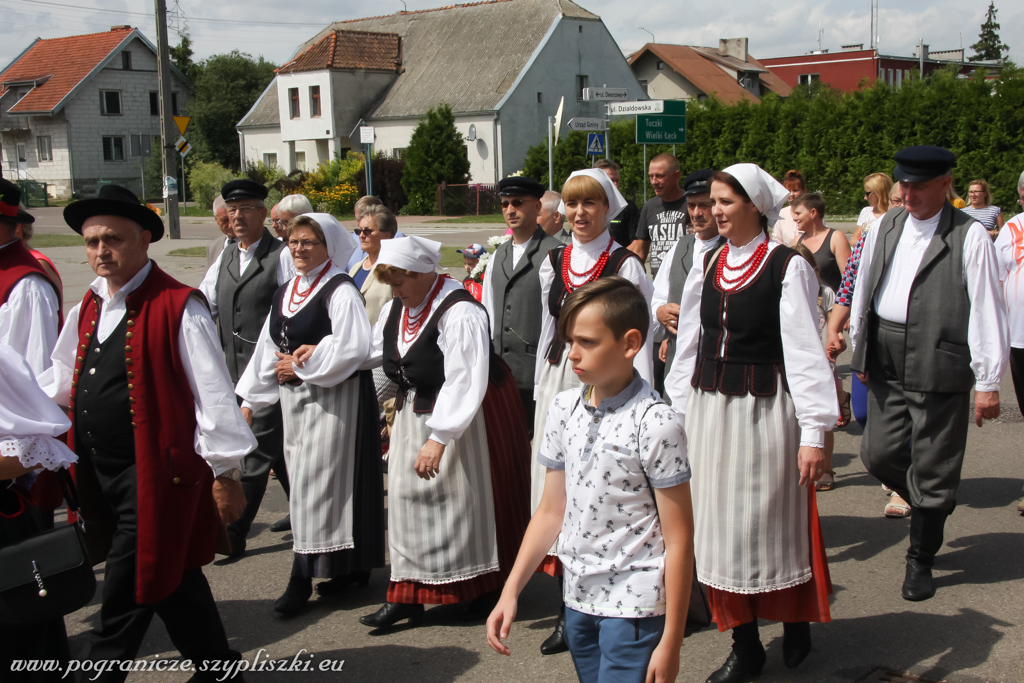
[{"x1": 530, "y1": 353, "x2": 582, "y2": 513}]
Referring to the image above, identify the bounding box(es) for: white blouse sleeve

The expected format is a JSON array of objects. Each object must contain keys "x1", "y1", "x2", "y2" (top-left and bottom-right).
[
  {"x1": 480, "y1": 254, "x2": 497, "y2": 338},
  {"x1": 963, "y1": 222, "x2": 1009, "y2": 391},
  {"x1": 649, "y1": 240, "x2": 677, "y2": 342},
  {"x1": 426, "y1": 300, "x2": 491, "y2": 445},
  {"x1": 39, "y1": 302, "x2": 82, "y2": 408},
  {"x1": 780, "y1": 257, "x2": 840, "y2": 446},
  {"x1": 663, "y1": 261, "x2": 705, "y2": 414},
  {"x1": 849, "y1": 222, "x2": 880, "y2": 352},
  {"x1": 278, "y1": 246, "x2": 296, "y2": 285},
  {"x1": 179, "y1": 296, "x2": 257, "y2": 475},
  {"x1": 534, "y1": 257, "x2": 556, "y2": 395},
  {"x1": 235, "y1": 312, "x2": 282, "y2": 413},
  {"x1": 362, "y1": 299, "x2": 393, "y2": 371},
  {"x1": 292, "y1": 282, "x2": 371, "y2": 387},
  {"x1": 615, "y1": 255, "x2": 656, "y2": 386},
  {"x1": 0, "y1": 274, "x2": 60, "y2": 377},
  {"x1": 198, "y1": 254, "x2": 222, "y2": 321}
]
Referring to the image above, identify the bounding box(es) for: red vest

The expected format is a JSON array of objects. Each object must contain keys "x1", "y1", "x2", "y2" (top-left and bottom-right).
[
  {"x1": 67, "y1": 263, "x2": 220, "y2": 604},
  {"x1": 0, "y1": 239, "x2": 55, "y2": 305}
]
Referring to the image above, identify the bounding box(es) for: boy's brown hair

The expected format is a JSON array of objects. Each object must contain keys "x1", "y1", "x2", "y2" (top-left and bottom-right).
[
  {"x1": 790, "y1": 192, "x2": 827, "y2": 220},
  {"x1": 557, "y1": 276, "x2": 649, "y2": 347}
]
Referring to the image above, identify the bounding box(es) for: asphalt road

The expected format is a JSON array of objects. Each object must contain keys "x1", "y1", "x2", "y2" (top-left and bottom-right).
[{"x1": 29, "y1": 209, "x2": 1024, "y2": 682}]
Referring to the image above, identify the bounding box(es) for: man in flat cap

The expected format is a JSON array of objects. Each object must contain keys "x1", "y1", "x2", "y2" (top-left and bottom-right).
[
  {"x1": 850, "y1": 145, "x2": 1008, "y2": 602},
  {"x1": 41, "y1": 184, "x2": 255, "y2": 680},
  {"x1": 0, "y1": 177, "x2": 60, "y2": 375},
  {"x1": 538, "y1": 190, "x2": 570, "y2": 244},
  {"x1": 199, "y1": 178, "x2": 292, "y2": 554},
  {"x1": 649, "y1": 169, "x2": 724, "y2": 396},
  {"x1": 481, "y1": 176, "x2": 562, "y2": 431}
]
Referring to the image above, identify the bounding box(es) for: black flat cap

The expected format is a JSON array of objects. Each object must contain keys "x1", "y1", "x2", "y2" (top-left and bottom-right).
[
  {"x1": 64, "y1": 184, "x2": 164, "y2": 241},
  {"x1": 893, "y1": 146, "x2": 956, "y2": 183},
  {"x1": 683, "y1": 169, "x2": 715, "y2": 196},
  {"x1": 0, "y1": 178, "x2": 35, "y2": 225},
  {"x1": 498, "y1": 176, "x2": 545, "y2": 199},
  {"x1": 221, "y1": 179, "x2": 269, "y2": 202}
]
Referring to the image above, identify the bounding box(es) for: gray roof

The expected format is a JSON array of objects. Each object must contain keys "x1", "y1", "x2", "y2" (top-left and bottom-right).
[
  {"x1": 237, "y1": 78, "x2": 278, "y2": 128},
  {"x1": 296, "y1": 0, "x2": 600, "y2": 118}
]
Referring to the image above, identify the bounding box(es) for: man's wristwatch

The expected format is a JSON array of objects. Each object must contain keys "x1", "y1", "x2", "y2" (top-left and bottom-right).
[{"x1": 218, "y1": 468, "x2": 242, "y2": 481}]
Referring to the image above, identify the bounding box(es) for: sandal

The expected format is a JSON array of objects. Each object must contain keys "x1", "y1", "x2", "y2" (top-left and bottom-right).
[
  {"x1": 836, "y1": 391, "x2": 852, "y2": 428},
  {"x1": 816, "y1": 470, "x2": 836, "y2": 492},
  {"x1": 884, "y1": 492, "x2": 911, "y2": 518},
  {"x1": 882, "y1": 484, "x2": 892, "y2": 493}
]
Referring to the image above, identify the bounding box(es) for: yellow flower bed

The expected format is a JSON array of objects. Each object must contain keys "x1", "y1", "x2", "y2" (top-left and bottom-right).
[{"x1": 302, "y1": 181, "x2": 360, "y2": 215}]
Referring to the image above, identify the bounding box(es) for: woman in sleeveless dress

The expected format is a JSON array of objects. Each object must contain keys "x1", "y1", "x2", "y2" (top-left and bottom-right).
[
  {"x1": 852, "y1": 173, "x2": 893, "y2": 244},
  {"x1": 360, "y1": 236, "x2": 531, "y2": 631},
  {"x1": 665, "y1": 164, "x2": 838, "y2": 683},
  {"x1": 236, "y1": 213, "x2": 385, "y2": 616}
]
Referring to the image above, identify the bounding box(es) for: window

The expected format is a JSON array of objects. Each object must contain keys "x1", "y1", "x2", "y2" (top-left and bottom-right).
[
  {"x1": 289, "y1": 88, "x2": 300, "y2": 119},
  {"x1": 392, "y1": 148, "x2": 407, "y2": 160},
  {"x1": 798, "y1": 73, "x2": 820, "y2": 86},
  {"x1": 100, "y1": 90, "x2": 121, "y2": 115},
  {"x1": 657, "y1": 61, "x2": 665, "y2": 70},
  {"x1": 295, "y1": 151, "x2": 306, "y2": 171},
  {"x1": 263, "y1": 152, "x2": 278, "y2": 167},
  {"x1": 576, "y1": 74, "x2": 589, "y2": 101},
  {"x1": 309, "y1": 86, "x2": 321, "y2": 117},
  {"x1": 578, "y1": 25, "x2": 582, "y2": 33},
  {"x1": 36, "y1": 136, "x2": 52, "y2": 162},
  {"x1": 639, "y1": 79, "x2": 649, "y2": 95},
  {"x1": 171, "y1": 93, "x2": 179, "y2": 116},
  {"x1": 122, "y1": 51, "x2": 131, "y2": 70},
  {"x1": 149, "y1": 92, "x2": 159, "y2": 115},
  {"x1": 536, "y1": 92, "x2": 543, "y2": 103},
  {"x1": 102, "y1": 136, "x2": 125, "y2": 161},
  {"x1": 16, "y1": 143, "x2": 26, "y2": 163}
]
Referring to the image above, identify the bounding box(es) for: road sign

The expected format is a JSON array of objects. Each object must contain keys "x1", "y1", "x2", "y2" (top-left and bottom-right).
[
  {"x1": 609, "y1": 100, "x2": 686, "y2": 116},
  {"x1": 582, "y1": 87, "x2": 628, "y2": 101},
  {"x1": 359, "y1": 126, "x2": 375, "y2": 144},
  {"x1": 587, "y1": 133, "x2": 605, "y2": 156},
  {"x1": 567, "y1": 117, "x2": 605, "y2": 132},
  {"x1": 636, "y1": 114, "x2": 686, "y2": 144},
  {"x1": 179, "y1": 142, "x2": 192, "y2": 158},
  {"x1": 174, "y1": 135, "x2": 189, "y2": 154},
  {"x1": 173, "y1": 116, "x2": 191, "y2": 135}
]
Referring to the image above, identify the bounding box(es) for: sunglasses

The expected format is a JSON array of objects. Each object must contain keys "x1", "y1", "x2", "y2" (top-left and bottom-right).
[{"x1": 354, "y1": 228, "x2": 378, "y2": 237}]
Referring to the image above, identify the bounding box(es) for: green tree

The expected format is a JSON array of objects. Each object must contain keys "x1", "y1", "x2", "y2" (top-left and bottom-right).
[
  {"x1": 169, "y1": 34, "x2": 199, "y2": 82},
  {"x1": 186, "y1": 50, "x2": 276, "y2": 170},
  {"x1": 401, "y1": 104, "x2": 471, "y2": 214},
  {"x1": 970, "y1": 2, "x2": 1009, "y2": 62}
]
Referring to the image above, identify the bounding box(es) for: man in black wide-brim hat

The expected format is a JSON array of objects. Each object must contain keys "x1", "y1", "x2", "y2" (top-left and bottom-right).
[{"x1": 43, "y1": 184, "x2": 257, "y2": 682}]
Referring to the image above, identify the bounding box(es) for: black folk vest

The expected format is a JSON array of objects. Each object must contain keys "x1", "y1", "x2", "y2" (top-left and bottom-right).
[
  {"x1": 268, "y1": 274, "x2": 357, "y2": 353},
  {"x1": 545, "y1": 245, "x2": 640, "y2": 364},
  {"x1": 692, "y1": 245, "x2": 794, "y2": 397}
]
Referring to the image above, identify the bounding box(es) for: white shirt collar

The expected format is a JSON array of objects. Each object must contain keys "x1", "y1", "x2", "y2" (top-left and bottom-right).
[
  {"x1": 572, "y1": 230, "x2": 613, "y2": 257},
  {"x1": 512, "y1": 234, "x2": 533, "y2": 251},
  {"x1": 727, "y1": 230, "x2": 767, "y2": 255},
  {"x1": 89, "y1": 260, "x2": 153, "y2": 304},
  {"x1": 695, "y1": 233, "x2": 721, "y2": 249}
]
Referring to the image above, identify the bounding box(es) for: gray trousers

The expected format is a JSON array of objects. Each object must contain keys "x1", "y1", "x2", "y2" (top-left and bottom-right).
[
  {"x1": 230, "y1": 402, "x2": 288, "y2": 539},
  {"x1": 861, "y1": 317, "x2": 970, "y2": 511}
]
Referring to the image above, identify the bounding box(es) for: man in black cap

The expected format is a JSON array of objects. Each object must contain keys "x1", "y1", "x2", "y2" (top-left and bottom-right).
[
  {"x1": 0, "y1": 177, "x2": 60, "y2": 376},
  {"x1": 850, "y1": 145, "x2": 1008, "y2": 601},
  {"x1": 650, "y1": 169, "x2": 724, "y2": 397},
  {"x1": 43, "y1": 184, "x2": 254, "y2": 680},
  {"x1": 198, "y1": 178, "x2": 292, "y2": 554},
  {"x1": 481, "y1": 176, "x2": 562, "y2": 430}
]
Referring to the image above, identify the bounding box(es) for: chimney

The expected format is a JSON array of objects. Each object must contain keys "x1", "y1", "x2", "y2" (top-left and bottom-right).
[
  {"x1": 913, "y1": 44, "x2": 930, "y2": 60},
  {"x1": 110, "y1": 25, "x2": 132, "y2": 31},
  {"x1": 841, "y1": 43, "x2": 864, "y2": 52},
  {"x1": 719, "y1": 38, "x2": 749, "y2": 62}
]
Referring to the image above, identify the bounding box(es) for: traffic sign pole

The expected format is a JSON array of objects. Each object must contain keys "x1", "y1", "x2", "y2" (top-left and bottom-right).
[{"x1": 548, "y1": 115, "x2": 554, "y2": 190}]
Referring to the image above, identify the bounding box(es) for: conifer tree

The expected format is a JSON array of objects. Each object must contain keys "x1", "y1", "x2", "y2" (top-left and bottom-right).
[
  {"x1": 401, "y1": 104, "x2": 471, "y2": 214},
  {"x1": 969, "y1": 2, "x2": 1009, "y2": 62}
]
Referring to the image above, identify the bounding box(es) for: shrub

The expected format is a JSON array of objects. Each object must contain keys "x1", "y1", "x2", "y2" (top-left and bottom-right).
[
  {"x1": 355, "y1": 151, "x2": 407, "y2": 212},
  {"x1": 402, "y1": 103, "x2": 471, "y2": 214},
  {"x1": 188, "y1": 161, "x2": 238, "y2": 210}
]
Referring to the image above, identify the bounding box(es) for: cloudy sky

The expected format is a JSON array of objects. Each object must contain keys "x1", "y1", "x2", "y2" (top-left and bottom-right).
[{"x1": 1, "y1": 0, "x2": 1020, "y2": 69}]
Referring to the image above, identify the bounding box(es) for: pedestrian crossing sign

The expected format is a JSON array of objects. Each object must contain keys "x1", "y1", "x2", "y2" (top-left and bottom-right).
[{"x1": 587, "y1": 132, "x2": 605, "y2": 156}]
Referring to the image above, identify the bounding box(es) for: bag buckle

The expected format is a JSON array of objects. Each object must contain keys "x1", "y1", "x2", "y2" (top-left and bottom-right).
[{"x1": 31, "y1": 560, "x2": 47, "y2": 597}]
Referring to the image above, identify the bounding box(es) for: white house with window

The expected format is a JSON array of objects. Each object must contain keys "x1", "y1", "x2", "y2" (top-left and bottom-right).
[
  {"x1": 237, "y1": 0, "x2": 645, "y2": 184},
  {"x1": 0, "y1": 26, "x2": 190, "y2": 199}
]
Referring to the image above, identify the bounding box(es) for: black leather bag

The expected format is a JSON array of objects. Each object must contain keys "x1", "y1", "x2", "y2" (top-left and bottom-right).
[{"x1": 0, "y1": 469, "x2": 96, "y2": 625}]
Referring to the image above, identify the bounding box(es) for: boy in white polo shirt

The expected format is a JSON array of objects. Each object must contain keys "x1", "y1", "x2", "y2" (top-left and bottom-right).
[{"x1": 487, "y1": 276, "x2": 694, "y2": 683}]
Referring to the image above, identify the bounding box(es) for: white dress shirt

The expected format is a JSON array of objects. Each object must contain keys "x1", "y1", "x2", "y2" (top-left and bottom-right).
[
  {"x1": 511, "y1": 234, "x2": 534, "y2": 270},
  {"x1": 0, "y1": 239, "x2": 60, "y2": 376},
  {"x1": 534, "y1": 232, "x2": 655, "y2": 390},
  {"x1": 198, "y1": 235, "x2": 292, "y2": 320},
  {"x1": 665, "y1": 232, "x2": 838, "y2": 447},
  {"x1": 236, "y1": 261, "x2": 371, "y2": 412},
  {"x1": 480, "y1": 235, "x2": 533, "y2": 338},
  {"x1": 650, "y1": 234, "x2": 722, "y2": 340},
  {"x1": 850, "y1": 211, "x2": 1008, "y2": 392},
  {"x1": 995, "y1": 213, "x2": 1024, "y2": 348},
  {"x1": 366, "y1": 275, "x2": 490, "y2": 446},
  {"x1": 40, "y1": 261, "x2": 256, "y2": 475}
]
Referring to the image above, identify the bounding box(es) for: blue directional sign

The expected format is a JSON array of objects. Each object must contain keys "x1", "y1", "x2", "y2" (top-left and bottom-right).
[{"x1": 587, "y1": 132, "x2": 605, "y2": 156}]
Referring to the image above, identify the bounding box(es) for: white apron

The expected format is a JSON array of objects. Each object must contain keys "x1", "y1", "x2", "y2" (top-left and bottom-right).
[{"x1": 530, "y1": 352, "x2": 582, "y2": 513}]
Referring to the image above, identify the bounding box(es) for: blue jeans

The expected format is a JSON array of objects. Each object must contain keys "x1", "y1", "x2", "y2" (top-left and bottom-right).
[{"x1": 564, "y1": 608, "x2": 666, "y2": 683}]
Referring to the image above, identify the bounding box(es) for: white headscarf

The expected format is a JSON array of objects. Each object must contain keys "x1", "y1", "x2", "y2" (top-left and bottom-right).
[
  {"x1": 721, "y1": 163, "x2": 790, "y2": 224},
  {"x1": 301, "y1": 212, "x2": 357, "y2": 267},
  {"x1": 559, "y1": 168, "x2": 627, "y2": 228},
  {"x1": 377, "y1": 235, "x2": 442, "y2": 273}
]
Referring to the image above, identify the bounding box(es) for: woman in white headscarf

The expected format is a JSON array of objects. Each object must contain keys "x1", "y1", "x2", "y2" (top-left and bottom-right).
[
  {"x1": 529, "y1": 168, "x2": 655, "y2": 653},
  {"x1": 664, "y1": 164, "x2": 838, "y2": 683},
  {"x1": 236, "y1": 213, "x2": 385, "y2": 617},
  {"x1": 359, "y1": 236, "x2": 531, "y2": 632}
]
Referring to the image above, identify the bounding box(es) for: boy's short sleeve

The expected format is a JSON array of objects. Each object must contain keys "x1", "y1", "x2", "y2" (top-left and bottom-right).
[
  {"x1": 638, "y1": 403, "x2": 690, "y2": 488},
  {"x1": 537, "y1": 392, "x2": 570, "y2": 471}
]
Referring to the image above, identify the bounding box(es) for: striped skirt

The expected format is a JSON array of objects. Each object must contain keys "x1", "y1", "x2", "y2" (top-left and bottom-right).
[{"x1": 530, "y1": 353, "x2": 582, "y2": 513}]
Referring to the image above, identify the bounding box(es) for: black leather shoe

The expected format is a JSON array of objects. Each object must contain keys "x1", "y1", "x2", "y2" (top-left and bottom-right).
[
  {"x1": 273, "y1": 576, "x2": 312, "y2": 616},
  {"x1": 316, "y1": 571, "x2": 371, "y2": 596},
  {"x1": 540, "y1": 609, "x2": 568, "y2": 655},
  {"x1": 902, "y1": 559, "x2": 936, "y2": 601},
  {"x1": 227, "y1": 529, "x2": 246, "y2": 558},
  {"x1": 460, "y1": 590, "x2": 500, "y2": 621},
  {"x1": 782, "y1": 622, "x2": 811, "y2": 668},
  {"x1": 269, "y1": 515, "x2": 291, "y2": 532},
  {"x1": 705, "y1": 649, "x2": 766, "y2": 683},
  {"x1": 359, "y1": 602, "x2": 424, "y2": 629}
]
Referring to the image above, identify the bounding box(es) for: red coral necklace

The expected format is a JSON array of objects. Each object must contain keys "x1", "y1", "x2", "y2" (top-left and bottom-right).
[
  {"x1": 561, "y1": 234, "x2": 613, "y2": 292},
  {"x1": 402, "y1": 274, "x2": 449, "y2": 343},
  {"x1": 715, "y1": 239, "x2": 769, "y2": 289},
  {"x1": 287, "y1": 260, "x2": 332, "y2": 314}
]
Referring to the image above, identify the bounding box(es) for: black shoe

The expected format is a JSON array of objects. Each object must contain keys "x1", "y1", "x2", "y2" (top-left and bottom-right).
[
  {"x1": 269, "y1": 515, "x2": 291, "y2": 532},
  {"x1": 902, "y1": 559, "x2": 936, "y2": 601},
  {"x1": 226, "y1": 528, "x2": 246, "y2": 558},
  {"x1": 316, "y1": 571, "x2": 371, "y2": 596},
  {"x1": 359, "y1": 602, "x2": 424, "y2": 630},
  {"x1": 460, "y1": 589, "x2": 500, "y2": 622},
  {"x1": 540, "y1": 609, "x2": 568, "y2": 655},
  {"x1": 705, "y1": 650, "x2": 766, "y2": 683},
  {"x1": 273, "y1": 576, "x2": 312, "y2": 616},
  {"x1": 782, "y1": 622, "x2": 811, "y2": 668}
]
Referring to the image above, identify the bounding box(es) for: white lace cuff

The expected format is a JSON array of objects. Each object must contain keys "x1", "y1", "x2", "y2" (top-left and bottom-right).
[{"x1": 0, "y1": 435, "x2": 78, "y2": 471}]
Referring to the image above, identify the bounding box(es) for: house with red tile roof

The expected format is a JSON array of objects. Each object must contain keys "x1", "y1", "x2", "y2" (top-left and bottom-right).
[
  {"x1": 237, "y1": 0, "x2": 646, "y2": 184},
  {"x1": 0, "y1": 26, "x2": 190, "y2": 199}
]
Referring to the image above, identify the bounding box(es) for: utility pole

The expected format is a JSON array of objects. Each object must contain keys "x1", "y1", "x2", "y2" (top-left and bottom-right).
[
  {"x1": 547, "y1": 116, "x2": 554, "y2": 190},
  {"x1": 154, "y1": 0, "x2": 180, "y2": 239}
]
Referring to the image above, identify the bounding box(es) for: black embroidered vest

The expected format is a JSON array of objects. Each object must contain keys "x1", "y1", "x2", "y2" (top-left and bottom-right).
[{"x1": 268, "y1": 274, "x2": 357, "y2": 353}]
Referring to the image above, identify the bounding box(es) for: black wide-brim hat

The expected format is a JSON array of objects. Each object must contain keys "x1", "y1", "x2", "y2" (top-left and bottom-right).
[
  {"x1": 0, "y1": 178, "x2": 34, "y2": 226},
  {"x1": 64, "y1": 184, "x2": 164, "y2": 241}
]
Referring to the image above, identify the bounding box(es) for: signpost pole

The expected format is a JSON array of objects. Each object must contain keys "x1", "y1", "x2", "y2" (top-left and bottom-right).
[
  {"x1": 605, "y1": 103, "x2": 611, "y2": 161},
  {"x1": 366, "y1": 145, "x2": 373, "y2": 197},
  {"x1": 139, "y1": 134, "x2": 145, "y2": 202},
  {"x1": 643, "y1": 144, "x2": 647, "y2": 204},
  {"x1": 548, "y1": 115, "x2": 554, "y2": 190},
  {"x1": 154, "y1": 0, "x2": 180, "y2": 238}
]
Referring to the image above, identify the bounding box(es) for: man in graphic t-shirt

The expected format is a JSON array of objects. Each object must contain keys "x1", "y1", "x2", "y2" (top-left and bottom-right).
[{"x1": 634, "y1": 153, "x2": 687, "y2": 278}]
